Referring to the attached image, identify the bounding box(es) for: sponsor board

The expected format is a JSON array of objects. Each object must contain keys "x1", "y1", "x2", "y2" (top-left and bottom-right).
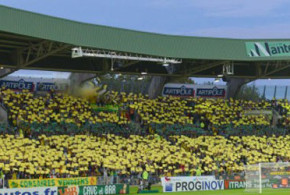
[
  {"x1": 36, "y1": 82, "x2": 68, "y2": 92},
  {"x1": 0, "y1": 79, "x2": 34, "y2": 91},
  {"x1": 9, "y1": 177, "x2": 97, "y2": 188},
  {"x1": 162, "y1": 84, "x2": 227, "y2": 98},
  {"x1": 161, "y1": 176, "x2": 223, "y2": 192},
  {"x1": 58, "y1": 184, "x2": 129, "y2": 195},
  {"x1": 245, "y1": 179, "x2": 275, "y2": 189},
  {"x1": 246, "y1": 41, "x2": 290, "y2": 57},
  {"x1": 195, "y1": 86, "x2": 226, "y2": 98},
  {"x1": 224, "y1": 180, "x2": 246, "y2": 189},
  {"x1": 162, "y1": 84, "x2": 195, "y2": 97},
  {"x1": 0, "y1": 76, "x2": 69, "y2": 93},
  {"x1": 0, "y1": 187, "x2": 57, "y2": 195}
]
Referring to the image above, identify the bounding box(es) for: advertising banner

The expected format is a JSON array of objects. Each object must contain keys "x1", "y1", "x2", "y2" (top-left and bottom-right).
[
  {"x1": 195, "y1": 85, "x2": 226, "y2": 98},
  {"x1": 0, "y1": 79, "x2": 35, "y2": 91},
  {"x1": 162, "y1": 84, "x2": 195, "y2": 97},
  {"x1": 9, "y1": 177, "x2": 97, "y2": 188},
  {"x1": 246, "y1": 41, "x2": 290, "y2": 57},
  {"x1": 0, "y1": 187, "x2": 58, "y2": 195},
  {"x1": 36, "y1": 82, "x2": 68, "y2": 92},
  {"x1": 58, "y1": 184, "x2": 129, "y2": 195},
  {"x1": 161, "y1": 176, "x2": 224, "y2": 192},
  {"x1": 224, "y1": 180, "x2": 246, "y2": 189},
  {"x1": 162, "y1": 83, "x2": 227, "y2": 98}
]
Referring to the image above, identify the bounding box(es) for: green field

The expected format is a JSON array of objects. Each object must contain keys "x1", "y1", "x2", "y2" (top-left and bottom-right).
[{"x1": 129, "y1": 186, "x2": 290, "y2": 195}]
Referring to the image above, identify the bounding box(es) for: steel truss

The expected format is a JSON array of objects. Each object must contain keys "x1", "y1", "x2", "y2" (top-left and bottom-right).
[{"x1": 16, "y1": 41, "x2": 69, "y2": 67}]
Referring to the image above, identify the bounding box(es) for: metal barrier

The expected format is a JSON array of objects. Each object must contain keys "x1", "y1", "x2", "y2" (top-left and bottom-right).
[{"x1": 255, "y1": 85, "x2": 290, "y2": 100}]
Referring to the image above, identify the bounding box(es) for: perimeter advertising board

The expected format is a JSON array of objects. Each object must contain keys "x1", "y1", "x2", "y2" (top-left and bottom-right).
[
  {"x1": 224, "y1": 180, "x2": 246, "y2": 189},
  {"x1": 58, "y1": 184, "x2": 129, "y2": 195},
  {"x1": 161, "y1": 176, "x2": 224, "y2": 192},
  {"x1": 0, "y1": 187, "x2": 58, "y2": 195},
  {"x1": 162, "y1": 83, "x2": 227, "y2": 98},
  {"x1": 9, "y1": 177, "x2": 97, "y2": 188}
]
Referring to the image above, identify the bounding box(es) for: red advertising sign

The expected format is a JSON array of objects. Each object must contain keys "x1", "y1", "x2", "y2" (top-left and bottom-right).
[{"x1": 224, "y1": 180, "x2": 246, "y2": 189}]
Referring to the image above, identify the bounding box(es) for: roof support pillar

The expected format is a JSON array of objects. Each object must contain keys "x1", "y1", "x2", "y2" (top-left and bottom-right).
[
  {"x1": 148, "y1": 76, "x2": 169, "y2": 99},
  {"x1": 0, "y1": 67, "x2": 15, "y2": 79},
  {"x1": 226, "y1": 77, "x2": 249, "y2": 99}
]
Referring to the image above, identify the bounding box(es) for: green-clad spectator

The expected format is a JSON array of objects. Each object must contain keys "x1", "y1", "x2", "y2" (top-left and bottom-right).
[
  {"x1": 196, "y1": 167, "x2": 202, "y2": 176},
  {"x1": 0, "y1": 169, "x2": 3, "y2": 179},
  {"x1": 142, "y1": 170, "x2": 149, "y2": 180},
  {"x1": 142, "y1": 169, "x2": 149, "y2": 190}
]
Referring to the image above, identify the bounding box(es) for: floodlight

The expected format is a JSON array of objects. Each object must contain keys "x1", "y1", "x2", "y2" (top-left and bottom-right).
[{"x1": 72, "y1": 47, "x2": 83, "y2": 58}]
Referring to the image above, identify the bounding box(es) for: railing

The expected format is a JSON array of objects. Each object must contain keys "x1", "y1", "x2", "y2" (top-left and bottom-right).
[{"x1": 255, "y1": 85, "x2": 290, "y2": 100}]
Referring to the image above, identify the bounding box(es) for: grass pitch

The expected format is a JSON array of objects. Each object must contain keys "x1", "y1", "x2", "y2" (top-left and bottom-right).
[{"x1": 129, "y1": 186, "x2": 290, "y2": 195}]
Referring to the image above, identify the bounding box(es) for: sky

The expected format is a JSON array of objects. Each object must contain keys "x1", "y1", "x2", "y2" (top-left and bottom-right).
[{"x1": 0, "y1": 0, "x2": 290, "y2": 85}]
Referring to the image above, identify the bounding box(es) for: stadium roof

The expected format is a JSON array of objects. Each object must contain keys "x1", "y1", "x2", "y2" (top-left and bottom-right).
[{"x1": 0, "y1": 5, "x2": 289, "y2": 79}]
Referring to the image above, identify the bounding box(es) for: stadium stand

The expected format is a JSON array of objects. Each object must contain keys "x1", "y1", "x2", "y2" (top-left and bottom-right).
[
  {"x1": 0, "y1": 88, "x2": 289, "y2": 183},
  {"x1": 0, "y1": 134, "x2": 289, "y2": 180},
  {"x1": 276, "y1": 99, "x2": 290, "y2": 127}
]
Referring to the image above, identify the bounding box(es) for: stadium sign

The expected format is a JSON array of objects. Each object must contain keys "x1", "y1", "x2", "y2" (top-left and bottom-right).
[
  {"x1": 58, "y1": 184, "x2": 129, "y2": 195},
  {"x1": 0, "y1": 187, "x2": 57, "y2": 195},
  {"x1": 9, "y1": 177, "x2": 97, "y2": 188},
  {"x1": 161, "y1": 176, "x2": 224, "y2": 192},
  {"x1": 162, "y1": 84, "x2": 227, "y2": 98},
  {"x1": 246, "y1": 41, "x2": 290, "y2": 57},
  {"x1": 0, "y1": 79, "x2": 34, "y2": 91},
  {"x1": 36, "y1": 82, "x2": 68, "y2": 92},
  {"x1": 162, "y1": 84, "x2": 195, "y2": 97},
  {"x1": 224, "y1": 180, "x2": 246, "y2": 189},
  {"x1": 195, "y1": 86, "x2": 226, "y2": 98}
]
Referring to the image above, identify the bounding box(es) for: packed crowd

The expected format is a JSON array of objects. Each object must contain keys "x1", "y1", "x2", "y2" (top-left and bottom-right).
[
  {"x1": 276, "y1": 99, "x2": 290, "y2": 127},
  {"x1": 1, "y1": 89, "x2": 286, "y2": 134},
  {"x1": 0, "y1": 134, "x2": 289, "y2": 180},
  {"x1": 0, "y1": 88, "x2": 288, "y2": 185},
  {"x1": 128, "y1": 96, "x2": 271, "y2": 127},
  {"x1": 0, "y1": 89, "x2": 128, "y2": 127}
]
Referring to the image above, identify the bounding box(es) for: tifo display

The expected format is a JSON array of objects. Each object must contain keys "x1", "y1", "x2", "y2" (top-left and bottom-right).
[
  {"x1": 0, "y1": 88, "x2": 289, "y2": 194},
  {"x1": 0, "y1": 134, "x2": 289, "y2": 178}
]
